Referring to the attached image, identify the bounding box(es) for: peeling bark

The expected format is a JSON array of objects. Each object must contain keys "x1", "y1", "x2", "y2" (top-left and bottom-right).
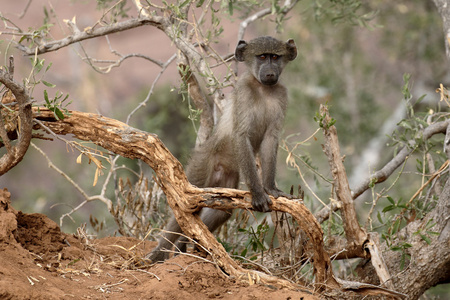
[
  {"x1": 0, "y1": 62, "x2": 33, "y2": 176},
  {"x1": 25, "y1": 107, "x2": 410, "y2": 298},
  {"x1": 33, "y1": 108, "x2": 336, "y2": 291},
  {"x1": 386, "y1": 172, "x2": 450, "y2": 298},
  {"x1": 319, "y1": 105, "x2": 367, "y2": 257}
]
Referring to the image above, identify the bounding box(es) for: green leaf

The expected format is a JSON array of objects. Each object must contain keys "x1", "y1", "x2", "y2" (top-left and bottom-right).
[
  {"x1": 387, "y1": 196, "x2": 395, "y2": 205},
  {"x1": 390, "y1": 246, "x2": 402, "y2": 251},
  {"x1": 196, "y1": 0, "x2": 205, "y2": 7},
  {"x1": 19, "y1": 35, "x2": 29, "y2": 44},
  {"x1": 377, "y1": 211, "x2": 383, "y2": 224},
  {"x1": 68, "y1": 258, "x2": 80, "y2": 266},
  {"x1": 44, "y1": 90, "x2": 50, "y2": 104},
  {"x1": 400, "y1": 253, "x2": 407, "y2": 270},
  {"x1": 54, "y1": 107, "x2": 65, "y2": 120},
  {"x1": 228, "y1": 1, "x2": 233, "y2": 15},
  {"x1": 45, "y1": 62, "x2": 53, "y2": 72},
  {"x1": 392, "y1": 219, "x2": 401, "y2": 234},
  {"x1": 382, "y1": 205, "x2": 395, "y2": 213},
  {"x1": 416, "y1": 94, "x2": 426, "y2": 105},
  {"x1": 420, "y1": 233, "x2": 432, "y2": 245},
  {"x1": 179, "y1": 0, "x2": 190, "y2": 8},
  {"x1": 42, "y1": 80, "x2": 56, "y2": 88},
  {"x1": 398, "y1": 120, "x2": 412, "y2": 129}
]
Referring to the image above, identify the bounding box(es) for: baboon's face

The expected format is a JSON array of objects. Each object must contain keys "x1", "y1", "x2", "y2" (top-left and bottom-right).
[
  {"x1": 253, "y1": 53, "x2": 282, "y2": 85},
  {"x1": 234, "y1": 36, "x2": 297, "y2": 86}
]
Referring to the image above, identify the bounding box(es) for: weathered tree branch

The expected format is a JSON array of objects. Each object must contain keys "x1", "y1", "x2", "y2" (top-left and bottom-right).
[
  {"x1": 319, "y1": 105, "x2": 399, "y2": 292},
  {"x1": 31, "y1": 107, "x2": 410, "y2": 298},
  {"x1": 237, "y1": 0, "x2": 299, "y2": 41},
  {"x1": 356, "y1": 173, "x2": 450, "y2": 299},
  {"x1": 32, "y1": 107, "x2": 337, "y2": 290},
  {"x1": 0, "y1": 59, "x2": 33, "y2": 175},
  {"x1": 320, "y1": 105, "x2": 367, "y2": 252}
]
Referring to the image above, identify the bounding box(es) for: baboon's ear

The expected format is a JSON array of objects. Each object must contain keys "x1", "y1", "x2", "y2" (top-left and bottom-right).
[
  {"x1": 285, "y1": 39, "x2": 297, "y2": 61},
  {"x1": 235, "y1": 40, "x2": 248, "y2": 62}
]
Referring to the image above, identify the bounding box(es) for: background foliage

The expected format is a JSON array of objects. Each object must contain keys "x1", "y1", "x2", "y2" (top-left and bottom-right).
[{"x1": 1, "y1": 0, "x2": 449, "y2": 297}]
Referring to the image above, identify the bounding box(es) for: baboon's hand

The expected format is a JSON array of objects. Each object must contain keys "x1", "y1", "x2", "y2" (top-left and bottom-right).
[
  {"x1": 266, "y1": 187, "x2": 296, "y2": 199},
  {"x1": 251, "y1": 191, "x2": 272, "y2": 212}
]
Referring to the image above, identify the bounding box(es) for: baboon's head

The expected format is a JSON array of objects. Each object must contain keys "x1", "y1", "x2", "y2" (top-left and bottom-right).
[{"x1": 235, "y1": 36, "x2": 297, "y2": 85}]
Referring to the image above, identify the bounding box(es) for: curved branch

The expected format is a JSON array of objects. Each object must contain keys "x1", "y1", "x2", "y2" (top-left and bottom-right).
[
  {"x1": 33, "y1": 107, "x2": 336, "y2": 289},
  {"x1": 0, "y1": 62, "x2": 33, "y2": 176}
]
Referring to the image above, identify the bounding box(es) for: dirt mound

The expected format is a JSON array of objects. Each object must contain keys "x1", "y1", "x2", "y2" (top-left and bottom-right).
[{"x1": 0, "y1": 188, "x2": 317, "y2": 300}]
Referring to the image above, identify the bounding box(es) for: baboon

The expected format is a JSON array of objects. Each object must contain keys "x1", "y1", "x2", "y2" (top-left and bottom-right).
[{"x1": 148, "y1": 36, "x2": 297, "y2": 262}]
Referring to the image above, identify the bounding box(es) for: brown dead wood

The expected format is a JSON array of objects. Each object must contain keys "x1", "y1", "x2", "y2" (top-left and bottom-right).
[
  {"x1": 319, "y1": 105, "x2": 401, "y2": 294},
  {"x1": 30, "y1": 107, "x2": 410, "y2": 298},
  {"x1": 0, "y1": 59, "x2": 33, "y2": 176},
  {"x1": 319, "y1": 105, "x2": 367, "y2": 256},
  {"x1": 32, "y1": 107, "x2": 336, "y2": 291}
]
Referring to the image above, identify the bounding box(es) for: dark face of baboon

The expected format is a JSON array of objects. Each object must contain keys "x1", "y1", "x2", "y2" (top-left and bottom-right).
[{"x1": 235, "y1": 36, "x2": 297, "y2": 86}]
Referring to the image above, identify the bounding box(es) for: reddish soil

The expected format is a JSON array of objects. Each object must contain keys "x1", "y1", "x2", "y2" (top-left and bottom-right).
[{"x1": 0, "y1": 189, "x2": 317, "y2": 300}]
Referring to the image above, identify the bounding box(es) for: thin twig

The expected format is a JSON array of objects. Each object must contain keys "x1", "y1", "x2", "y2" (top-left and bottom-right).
[{"x1": 126, "y1": 53, "x2": 177, "y2": 124}]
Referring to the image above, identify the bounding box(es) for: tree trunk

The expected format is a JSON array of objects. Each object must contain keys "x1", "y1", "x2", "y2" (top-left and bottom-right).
[
  {"x1": 433, "y1": 0, "x2": 450, "y2": 60},
  {"x1": 384, "y1": 176, "x2": 450, "y2": 299}
]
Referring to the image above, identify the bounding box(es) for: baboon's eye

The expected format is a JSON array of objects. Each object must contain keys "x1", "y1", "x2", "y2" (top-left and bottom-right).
[
  {"x1": 258, "y1": 54, "x2": 266, "y2": 60},
  {"x1": 272, "y1": 55, "x2": 279, "y2": 60}
]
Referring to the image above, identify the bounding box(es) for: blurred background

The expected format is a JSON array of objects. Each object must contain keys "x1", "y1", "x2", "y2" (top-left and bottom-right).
[{"x1": 0, "y1": 0, "x2": 447, "y2": 243}]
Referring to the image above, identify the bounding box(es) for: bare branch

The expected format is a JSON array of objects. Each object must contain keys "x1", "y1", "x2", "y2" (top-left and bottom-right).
[
  {"x1": 319, "y1": 104, "x2": 367, "y2": 256},
  {"x1": 17, "y1": 0, "x2": 32, "y2": 19},
  {"x1": 33, "y1": 107, "x2": 337, "y2": 289},
  {"x1": 234, "y1": 0, "x2": 299, "y2": 74},
  {"x1": 445, "y1": 121, "x2": 450, "y2": 159},
  {"x1": 237, "y1": 0, "x2": 299, "y2": 41},
  {"x1": 126, "y1": 54, "x2": 177, "y2": 124},
  {"x1": 432, "y1": 0, "x2": 450, "y2": 60},
  {"x1": 15, "y1": 16, "x2": 167, "y2": 56}
]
